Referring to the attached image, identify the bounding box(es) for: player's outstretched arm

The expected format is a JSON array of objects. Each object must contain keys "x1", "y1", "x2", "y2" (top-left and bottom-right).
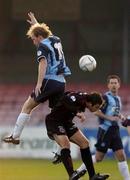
[
  {"x1": 94, "y1": 110, "x2": 120, "y2": 121},
  {"x1": 27, "y1": 12, "x2": 38, "y2": 25}
]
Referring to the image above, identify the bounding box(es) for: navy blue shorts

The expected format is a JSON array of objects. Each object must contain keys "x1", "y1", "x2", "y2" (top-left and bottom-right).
[
  {"x1": 95, "y1": 126, "x2": 123, "y2": 153},
  {"x1": 31, "y1": 79, "x2": 65, "y2": 108}
]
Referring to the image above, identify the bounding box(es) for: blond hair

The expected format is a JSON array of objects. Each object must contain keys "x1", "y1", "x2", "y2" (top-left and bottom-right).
[{"x1": 26, "y1": 23, "x2": 52, "y2": 38}]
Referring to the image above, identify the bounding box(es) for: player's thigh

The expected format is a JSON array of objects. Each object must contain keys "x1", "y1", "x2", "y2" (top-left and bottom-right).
[
  {"x1": 114, "y1": 149, "x2": 126, "y2": 161},
  {"x1": 53, "y1": 134, "x2": 70, "y2": 149},
  {"x1": 95, "y1": 128, "x2": 110, "y2": 154},
  {"x1": 111, "y1": 127, "x2": 124, "y2": 153},
  {"x1": 21, "y1": 96, "x2": 39, "y2": 113},
  {"x1": 33, "y1": 79, "x2": 65, "y2": 107},
  {"x1": 69, "y1": 129, "x2": 89, "y2": 148}
]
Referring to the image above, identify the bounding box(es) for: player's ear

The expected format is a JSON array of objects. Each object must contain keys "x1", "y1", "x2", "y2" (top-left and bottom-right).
[{"x1": 87, "y1": 102, "x2": 92, "y2": 108}]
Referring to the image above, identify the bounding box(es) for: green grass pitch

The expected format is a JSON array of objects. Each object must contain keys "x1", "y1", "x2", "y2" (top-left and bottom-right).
[{"x1": 0, "y1": 159, "x2": 130, "y2": 180}]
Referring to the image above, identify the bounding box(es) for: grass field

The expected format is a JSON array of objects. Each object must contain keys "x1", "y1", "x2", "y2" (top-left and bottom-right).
[{"x1": 0, "y1": 159, "x2": 130, "y2": 180}]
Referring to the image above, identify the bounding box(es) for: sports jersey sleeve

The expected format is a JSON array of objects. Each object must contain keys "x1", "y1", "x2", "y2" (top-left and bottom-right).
[
  {"x1": 37, "y1": 43, "x2": 50, "y2": 62},
  {"x1": 62, "y1": 92, "x2": 77, "y2": 112}
]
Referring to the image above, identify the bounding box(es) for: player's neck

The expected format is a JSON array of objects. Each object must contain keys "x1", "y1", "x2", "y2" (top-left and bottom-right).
[{"x1": 111, "y1": 91, "x2": 118, "y2": 96}]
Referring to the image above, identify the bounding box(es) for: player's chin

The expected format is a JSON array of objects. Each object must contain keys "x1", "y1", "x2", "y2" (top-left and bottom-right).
[{"x1": 112, "y1": 87, "x2": 116, "y2": 91}]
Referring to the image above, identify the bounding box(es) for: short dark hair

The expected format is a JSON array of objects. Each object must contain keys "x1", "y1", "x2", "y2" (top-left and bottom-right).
[
  {"x1": 86, "y1": 92, "x2": 103, "y2": 106},
  {"x1": 107, "y1": 75, "x2": 121, "y2": 84}
]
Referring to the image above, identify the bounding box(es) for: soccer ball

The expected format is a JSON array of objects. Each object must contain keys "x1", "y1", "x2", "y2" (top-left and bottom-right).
[{"x1": 79, "y1": 55, "x2": 97, "y2": 72}]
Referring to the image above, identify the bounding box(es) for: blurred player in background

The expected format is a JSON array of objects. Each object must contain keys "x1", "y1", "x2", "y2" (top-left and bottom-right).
[
  {"x1": 77, "y1": 75, "x2": 130, "y2": 180},
  {"x1": 3, "y1": 12, "x2": 71, "y2": 144},
  {"x1": 45, "y1": 90, "x2": 109, "y2": 180}
]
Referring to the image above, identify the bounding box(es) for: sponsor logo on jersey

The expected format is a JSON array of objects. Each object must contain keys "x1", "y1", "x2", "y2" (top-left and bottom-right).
[
  {"x1": 37, "y1": 50, "x2": 42, "y2": 56},
  {"x1": 70, "y1": 96, "x2": 76, "y2": 102},
  {"x1": 58, "y1": 126, "x2": 65, "y2": 133}
]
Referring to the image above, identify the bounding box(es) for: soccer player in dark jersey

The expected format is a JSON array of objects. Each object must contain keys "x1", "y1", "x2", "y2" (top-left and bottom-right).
[
  {"x1": 45, "y1": 91, "x2": 109, "y2": 180},
  {"x1": 3, "y1": 12, "x2": 71, "y2": 145},
  {"x1": 77, "y1": 75, "x2": 130, "y2": 180}
]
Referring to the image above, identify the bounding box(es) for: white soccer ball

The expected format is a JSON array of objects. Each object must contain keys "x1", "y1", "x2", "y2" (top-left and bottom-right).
[{"x1": 79, "y1": 55, "x2": 97, "y2": 72}]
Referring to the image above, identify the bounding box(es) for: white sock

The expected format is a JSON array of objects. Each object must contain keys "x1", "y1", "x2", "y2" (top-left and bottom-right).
[
  {"x1": 77, "y1": 154, "x2": 97, "y2": 172},
  {"x1": 77, "y1": 163, "x2": 86, "y2": 172},
  {"x1": 12, "y1": 113, "x2": 30, "y2": 139},
  {"x1": 118, "y1": 161, "x2": 130, "y2": 180},
  {"x1": 92, "y1": 154, "x2": 97, "y2": 163}
]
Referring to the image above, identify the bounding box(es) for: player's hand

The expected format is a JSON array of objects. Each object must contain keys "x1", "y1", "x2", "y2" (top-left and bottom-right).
[
  {"x1": 121, "y1": 115, "x2": 130, "y2": 127},
  {"x1": 27, "y1": 12, "x2": 38, "y2": 25},
  {"x1": 35, "y1": 83, "x2": 42, "y2": 97},
  {"x1": 76, "y1": 112, "x2": 86, "y2": 122},
  {"x1": 118, "y1": 113, "x2": 126, "y2": 121},
  {"x1": 109, "y1": 116, "x2": 120, "y2": 121}
]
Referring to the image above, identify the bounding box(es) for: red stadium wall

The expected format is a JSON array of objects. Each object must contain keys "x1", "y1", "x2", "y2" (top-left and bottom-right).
[{"x1": 0, "y1": 84, "x2": 130, "y2": 127}]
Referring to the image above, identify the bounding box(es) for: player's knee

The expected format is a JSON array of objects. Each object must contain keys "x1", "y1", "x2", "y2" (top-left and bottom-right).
[
  {"x1": 95, "y1": 154, "x2": 104, "y2": 162},
  {"x1": 22, "y1": 98, "x2": 38, "y2": 114},
  {"x1": 22, "y1": 102, "x2": 34, "y2": 114},
  {"x1": 59, "y1": 140, "x2": 70, "y2": 149},
  {"x1": 79, "y1": 138, "x2": 89, "y2": 149},
  {"x1": 22, "y1": 107, "x2": 32, "y2": 114}
]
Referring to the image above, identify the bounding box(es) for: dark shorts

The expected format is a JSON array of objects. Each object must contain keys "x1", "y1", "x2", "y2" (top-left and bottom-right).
[
  {"x1": 95, "y1": 126, "x2": 123, "y2": 153},
  {"x1": 31, "y1": 79, "x2": 65, "y2": 108},
  {"x1": 45, "y1": 115, "x2": 78, "y2": 140}
]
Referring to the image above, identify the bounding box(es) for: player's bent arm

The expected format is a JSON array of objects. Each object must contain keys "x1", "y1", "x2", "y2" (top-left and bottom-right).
[
  {"x1": 94, "y1": 110, "x2": 120, "y2": 121},
  {"x1": 27, "y1": 12, "x2": 38, "y2": 25},
  {"x1": 35, "y1": 58, "x2": 47, "y2": 97},
  {"x1": 37, "y1": 58, "x2": 47, "y2": 85}
]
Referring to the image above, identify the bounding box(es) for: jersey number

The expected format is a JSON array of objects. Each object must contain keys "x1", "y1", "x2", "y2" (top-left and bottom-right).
[{"x1": 54, "y1": 42, "x2": 63, "y2": 60}]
